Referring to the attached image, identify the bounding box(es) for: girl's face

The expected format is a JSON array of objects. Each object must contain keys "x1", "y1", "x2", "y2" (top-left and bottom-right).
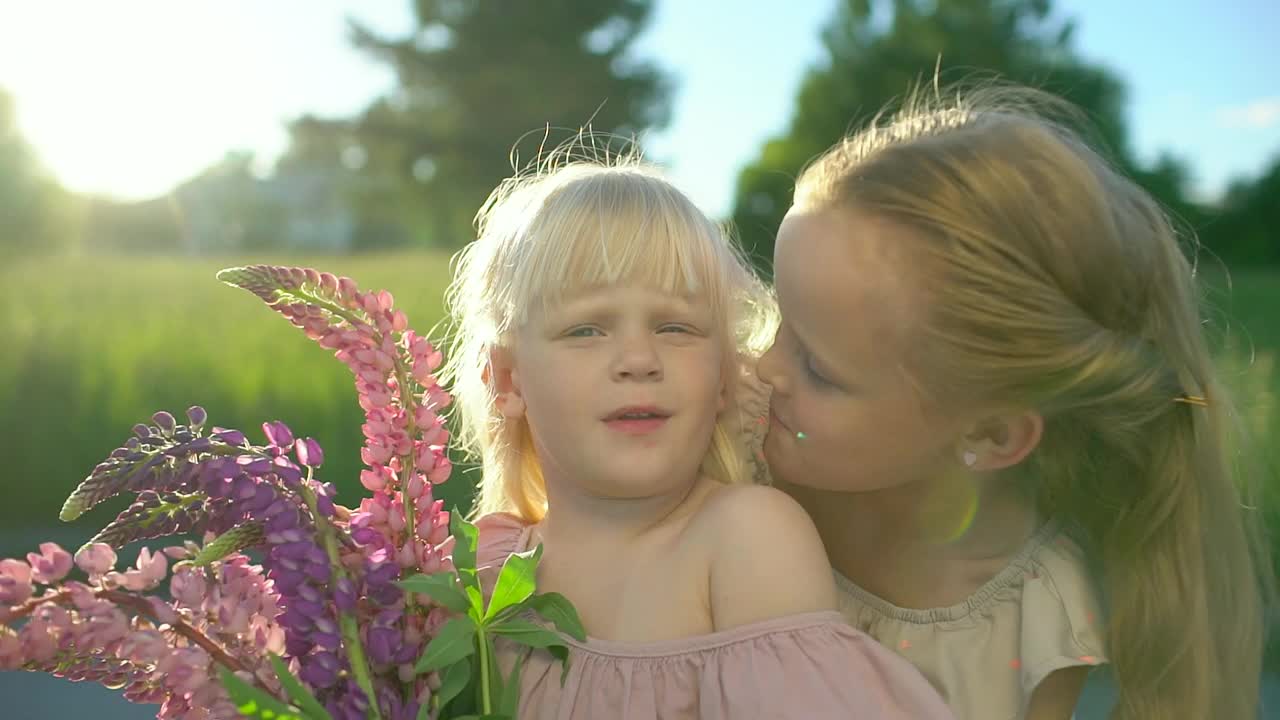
[
  {"x1": 499, "y1": 283, "x2": 727, "y2": 499},
  {"x1": 758, "y1": 206, "x2": 963, "y2": 494}
]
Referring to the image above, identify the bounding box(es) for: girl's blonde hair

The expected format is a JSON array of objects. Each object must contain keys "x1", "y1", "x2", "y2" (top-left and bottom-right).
[
  {"x1": 444, "y1": 144, "x2": 775, "y2": 523},
  {"x1": 796, "y1": 85, "x2": 1271, "y2": 720}
]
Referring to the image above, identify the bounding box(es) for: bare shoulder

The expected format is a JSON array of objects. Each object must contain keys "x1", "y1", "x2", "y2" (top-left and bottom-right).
[
  {"x1": 695, "y1": 484, "x2": 820, "y2": 543},
  {"x1": 693, "y1": 484, "x2": 838, "y2": 630}
]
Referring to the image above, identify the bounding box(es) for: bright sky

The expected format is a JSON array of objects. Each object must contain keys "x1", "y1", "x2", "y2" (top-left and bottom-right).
[{"x1": 1, "y1": 0, "x2": 1277, "y2": 216}]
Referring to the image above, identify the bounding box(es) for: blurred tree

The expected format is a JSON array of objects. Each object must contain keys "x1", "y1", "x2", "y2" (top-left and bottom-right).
[
  {"x1": 1204, "y1": 156, "x2": 1280, "y2": 265},
  {"x1": 0, "y1": 88, "x2": 79, "y2": 259},
  {"x1": 729, "y1": 0, "x2": 1190, "y2": 274},
  {"x1": 169, "y1": 152, "x2": 286, "y2": 254},
  {"x1": 288, "y1": 0, "x2": 672, "y2": 250},
  {"x1": 275, "y1": 115, "x2": 411, "y2": 253}
]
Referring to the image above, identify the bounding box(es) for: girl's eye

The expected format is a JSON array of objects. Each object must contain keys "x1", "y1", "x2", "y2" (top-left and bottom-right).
[
  {"x1": 565, "y1": 326, "x2": 602, "y2": 338},
  {"x1": 658, "y1": 323, "x2": 695, "y2": 334}
]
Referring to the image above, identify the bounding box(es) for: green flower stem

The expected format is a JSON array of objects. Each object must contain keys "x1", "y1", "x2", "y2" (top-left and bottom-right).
[
  {"x1": 300, "y1": 475, "x2": 384, "y2": 720},
  {"x1": 477, "y1": 627, "x2": 493, "y2": 715}
]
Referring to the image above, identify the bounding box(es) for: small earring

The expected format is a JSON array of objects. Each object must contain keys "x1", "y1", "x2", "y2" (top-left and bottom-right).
[{"x1": 962, "y1": 450, "x2": 978, "y2": 467}]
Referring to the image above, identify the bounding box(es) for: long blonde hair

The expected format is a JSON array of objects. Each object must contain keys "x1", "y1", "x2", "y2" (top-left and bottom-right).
[
  {"x1": 796, "y1": 86, "x2": 1271, "y2": 720},
  {"x1": 443, "y1": 146, "x2": 775, "y2": 522}
]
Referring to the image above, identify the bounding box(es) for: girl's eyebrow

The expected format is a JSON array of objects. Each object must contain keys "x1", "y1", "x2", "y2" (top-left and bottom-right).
[{"x1": 555, "y1": 291, "x2": 705, "y2": 317}]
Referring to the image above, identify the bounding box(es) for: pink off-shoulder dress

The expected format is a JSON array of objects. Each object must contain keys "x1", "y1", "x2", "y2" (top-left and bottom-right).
[{"x1": 476, "y1": 513, "x2": 954, "y2": 720}]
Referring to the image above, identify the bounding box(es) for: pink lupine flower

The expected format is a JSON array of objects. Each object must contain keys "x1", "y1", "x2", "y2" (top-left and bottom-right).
[
  {"x1": 75, "y1": 543, "x2": 117, "y2": 577},
  {"x1": 361, "y1": 441, "x2": 395, "y2": 467},
  {"x1": 169, "y1": 567, "x2": 208, "y2": 608},
  {"x1": 360, "y1": 465, "x2": 391, "y2": 492},
  {"x1": 0, "y1": 559, "x2": 33, "y2": 605},
  {"x1": 116, "y1": 548, "x2": 167, "y2": 592},
  {"x1": 427, "y1": 451, "x2": 453, "y2": 485},
  {"x1": 26, "y1": 543, "x2": 73, "y2": 585},
  {"x1": 19, "y1": 616, "x2": 60, "y2": 664}
]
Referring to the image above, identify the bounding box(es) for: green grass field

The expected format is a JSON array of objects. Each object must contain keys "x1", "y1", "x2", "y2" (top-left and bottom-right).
[
  {"x1": 0, "y1": 251, "x2": 465, "y2": 536},
  {"x1": 2, "y1": 252, "x2": 1277, "y2": 552}
]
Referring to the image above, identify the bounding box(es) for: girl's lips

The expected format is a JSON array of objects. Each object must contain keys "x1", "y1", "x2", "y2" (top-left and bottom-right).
[{"x1": 604, "y1": 416, "x2": 669, "y2": 434}]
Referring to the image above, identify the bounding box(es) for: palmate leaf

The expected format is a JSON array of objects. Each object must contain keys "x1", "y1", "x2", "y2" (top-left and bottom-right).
[
  {"x1": 489, "y1": 620, "x2": 569, "y2": 664},
  {"x1": 524, "y1": 592, "x2": 587, "y2": 642},
  {"x1": 450, "y1": 513, "x2": 480, "y2": 577},
  {"x1": 415, "y1": 617, "x2": 478, "y2": 673},
  {"x1": 397, "y1": 572, "x2": 472, "y2": 614},
  {"x1": 268, "y1": 654, "x2": 334, "y2": 720},
  {"x1": 219, "y1": 667, "x2": 312, "y2": 720},
  {"x1": 497, "y1": 650, "x2": 527, "y2": 718},
  {"x1": 425, "y1": 658, "x2": 473, "y2": 719},
  {"x1": 485, "y1": 545, "x2": 541, "y2": 621}
]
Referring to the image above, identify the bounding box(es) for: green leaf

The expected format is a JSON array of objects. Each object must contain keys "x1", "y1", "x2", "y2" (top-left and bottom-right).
[
  {"x1": 428, "y1": 657, "x2": 474, "y2": 716},
  {"x1": 268, "y1": 654, "x2": 333, "y2": 720},
  {"x1": 415, "y1": 616, "x2": 478, "y2": 673},
  {"x1": 451, "y1": 514, "x2": 479, "y2": 579},
  {"x1": 218, "y1": 666, "x2": 308, "y2": 720},
  {"x1": 525, "y1": 591, "x2": 588, "y2": 642},
  {"x1": 464, "y1": 579, "x2": 484, "y2": 621},
  {"x1": 497, "y1": 649, "x2": 527, "y2": 718},
  {"x1": 398, "y1": 572, "x2": 472, "y2": 614},
  {"x1": 485, "y1": 545, "x2": 541, "y2": 621},
  {"x1": 490, "y1": 619, "x2": 569, "y2": 663}
]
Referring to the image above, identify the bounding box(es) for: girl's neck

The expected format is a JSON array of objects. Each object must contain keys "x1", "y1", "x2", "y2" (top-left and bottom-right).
[
  {"x1": 535, "y1": 472, "x2": 716, "y2": 551},
  {"x1": 784, "y1": 470, "x2": 1040, "y2": 608}
]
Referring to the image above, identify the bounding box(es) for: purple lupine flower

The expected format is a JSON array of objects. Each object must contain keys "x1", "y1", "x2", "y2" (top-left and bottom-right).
[
  {"x1": 211, "y1": 427, "x2": 247, "y2": 446},
  {"x1": 151, "y1": 411, "x2": 177, "y2": 436},
  {"x1": 261, "y1": 421, "x2": 294, "y2": 450},
  {"x1": 294, "y1": 437, "x2": 324, "y2": 468}
]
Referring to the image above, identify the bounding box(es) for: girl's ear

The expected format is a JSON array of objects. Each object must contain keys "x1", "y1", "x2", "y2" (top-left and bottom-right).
[
  {"x1": 487, "y1": 347, "x2": 526, "y2": 419},
  {"x1": 956, "y1": 410, "x2": 1044, "y2": 471}
]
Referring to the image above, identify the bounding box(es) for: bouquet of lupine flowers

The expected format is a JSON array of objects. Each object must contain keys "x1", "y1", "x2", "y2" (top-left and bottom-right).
[{"x1": 0, "y1": 267, "x2": 583, "y2": 720}]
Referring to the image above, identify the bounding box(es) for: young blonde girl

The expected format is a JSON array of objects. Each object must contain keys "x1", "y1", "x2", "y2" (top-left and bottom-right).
[
  {"x1": 754, "y1": 85, "x2": 1271, "y2": 720},
  {"x1": 442, "y1": 147, "x2": 952, "y2": 718}
]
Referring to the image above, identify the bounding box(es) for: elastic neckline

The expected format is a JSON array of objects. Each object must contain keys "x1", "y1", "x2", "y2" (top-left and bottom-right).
[
  {"x1": 556, "y1": 610, "x2": 851, "y2": 659},
  {"x1": 833, "y1": 520, "x2": 1060, "y2": 624}
]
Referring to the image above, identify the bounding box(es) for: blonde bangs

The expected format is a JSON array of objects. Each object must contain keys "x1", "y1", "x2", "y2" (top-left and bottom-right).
[{"x1": 494, "y1": 165, "x2": 731, "y2": 334}]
